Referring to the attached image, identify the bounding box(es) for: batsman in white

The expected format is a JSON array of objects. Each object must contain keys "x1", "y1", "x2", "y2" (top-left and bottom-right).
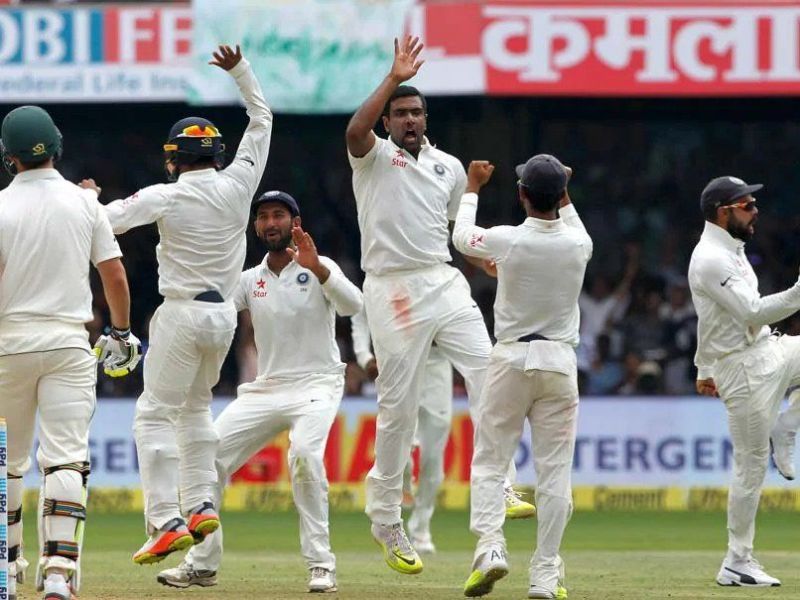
[
  {"x1": 454, "y1": 157, "x2": 591, "y2": 600},
  {"x1": 90, "y1": 44, "x2": 273, "y2": 565},
  {"x1": 158, "y1": 191, "x2": 362, "y2": 593},
  {"x1": 690, "y1": 176, "x2": 800, "y2": 587},
  {"x1": 0, "y1": 106, "x2": 139, "y2": 600},
  {"x1": 345, "y1": 35, "x2": 531, "y2": 575},
  {"x1": 351, "y1": 310, "x2": 453, "y2": 554}
]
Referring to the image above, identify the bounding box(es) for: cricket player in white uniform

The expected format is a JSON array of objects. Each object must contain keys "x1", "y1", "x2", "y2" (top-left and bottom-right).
[
  {"x1": 0, "y1": 106, "x2": 139, "y2": 600},
  {"x1": 346, "y1": 36, "x2": 532, "y2": 574},
  {"x1": 96, "y1": 45, "x2": 273, "y2": 565},
  {"x1": 689, "y1": 176, "x2": 800, "y2": 587},
  {"x1": 454, "y1": 157, "x2": 591, "y2": 599},
  {"x1": 158, "y1": 191, "x2": 362, "y2": 593},
  {"x1": 351, "y1": 309, "x2": 453, "y2": 554}
]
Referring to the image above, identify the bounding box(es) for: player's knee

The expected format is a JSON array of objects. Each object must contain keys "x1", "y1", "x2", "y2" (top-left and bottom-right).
[{"x1": 289, "y1": 446, "x2": 324, "y2": 480}]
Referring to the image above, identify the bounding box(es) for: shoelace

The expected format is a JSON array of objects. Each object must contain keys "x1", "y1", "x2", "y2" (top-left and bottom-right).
[
  {"x1": 504, "y1": 488, "x2": 523, "y2": 502},
  {"x1": 390, "y1": 524, "x2": 414, "y2": 554},
  {"x1": 310, "y1": 567, "x2": 329, "y2": 579}
]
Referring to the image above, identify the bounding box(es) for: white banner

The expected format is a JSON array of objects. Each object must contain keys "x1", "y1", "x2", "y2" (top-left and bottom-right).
[{"x1": 21, "y1": 396, "x2": 796, "y2": 489}]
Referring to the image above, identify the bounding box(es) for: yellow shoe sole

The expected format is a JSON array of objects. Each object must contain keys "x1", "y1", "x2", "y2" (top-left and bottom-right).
[
  {"x1": 191, "y1": 518, "x2": 220, "y2": 543},
  {"x1": 374, "y1": 538, "x2": 423, "y2": 575},
  {"x1": 133, "y1": 533, "x2": 194, "y2": 565},
  {"x1": 506, "y1": 504, "x2": 537, "y2": 520},
  {"x1": 464, "y1": 566, "x2": 509, "y2": 597},
  {"x1": 556, "y1": 585, "x2": 568, "y2": 599}
]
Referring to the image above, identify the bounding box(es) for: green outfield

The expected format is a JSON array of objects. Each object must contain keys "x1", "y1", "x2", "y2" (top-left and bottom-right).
[{"x1": 16, "y1": 510, "x2": 800, "y2": 599}]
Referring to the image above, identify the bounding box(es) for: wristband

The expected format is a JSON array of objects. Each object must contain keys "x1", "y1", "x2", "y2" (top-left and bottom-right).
[{"x1": 108, "y1": 326, "x2": 131, "y2": 341}]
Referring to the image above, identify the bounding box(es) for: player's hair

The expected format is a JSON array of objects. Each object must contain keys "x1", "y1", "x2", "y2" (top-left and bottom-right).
[
  {"x1": 702, "y1": 201, "x2": 720, "y2": 223},
  {"x1": 383, "y1": 86, "x2": 427, "y2": 117},
  {"x1": 521, "y1": 188, "x2": 564, "y2": 213},
  {"x1": 18, "y1": 157, "x2": 50, "y2": 170}
]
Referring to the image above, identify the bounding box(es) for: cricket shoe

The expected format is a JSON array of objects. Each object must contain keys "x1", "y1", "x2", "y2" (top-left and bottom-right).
[
  {"x1": 464, "y1": 545, "x2": 509, "y2": 597},
  {"x1": 529, "y1": 555, "x2": 567, "y2": 599},
  {"x1": 157, "y1": 560, "x2": 218, "y2": 588},
  {"x1": 371, "y1": 522, "x2": 423, "y2": 575},
  {"x1": 716, "y1": 557, "x2": 781, "y2": 587},
  {"x1": 133, "y1": 517, "x2": 194, "y2": 565},
  {"x1": 187, "y1": 501, "x2": 221, "y2": 543},
  {"x1": 42, "y1": 572, "x2": 70, "y2": 600},
  {"x1": 8, "y1": 565, "x2": 16, "y2": 600},
  {"x1": 770, "y1": 422, "x2": 796, "y2": 480},
  {"x1": 504, "y1": 487, "x2": 536, "y2": 519},
  {"x1": 308, "y1": 567, "x2": 337, "y2": 593}
]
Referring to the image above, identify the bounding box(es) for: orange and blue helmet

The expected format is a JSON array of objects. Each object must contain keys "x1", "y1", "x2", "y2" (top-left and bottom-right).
[{"x1": 163, "y1": 116, "x2": 225, "y2": 180}]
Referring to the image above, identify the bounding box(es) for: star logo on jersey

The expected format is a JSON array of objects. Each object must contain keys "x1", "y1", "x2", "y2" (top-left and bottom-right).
[
  {"x1": 256, "y1": 279, "x2": 266, "y2": 289},
  {"x1": 392, "y1": 149, "x2": 408, "y2": 168},
  {"x1": 469, "y1": 232, "x2": 485, "y2": 247},
  {"x1": 252, "y1": 278, "x2": 267, "y2": 299}
]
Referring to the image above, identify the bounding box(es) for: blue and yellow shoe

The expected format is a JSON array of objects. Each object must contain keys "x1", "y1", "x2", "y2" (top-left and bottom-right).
[
  {"x1": 504, "y1": 487, "x2": 536, "y2": 519},
  {"x1": 464, "y1": 546, "x2": 509, "y2": 597},
  {"x1": 371, "y1": 522, "x2": 423, "y2": 575}
]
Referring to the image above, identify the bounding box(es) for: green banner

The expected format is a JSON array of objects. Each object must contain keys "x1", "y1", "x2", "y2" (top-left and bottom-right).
[{"x1": 190, "y1": 0, "x2": 414, "y2": 113}]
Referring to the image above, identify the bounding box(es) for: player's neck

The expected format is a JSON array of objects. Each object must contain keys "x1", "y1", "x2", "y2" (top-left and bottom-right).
[{"x1": 266, "y1": 249, "x2": 293, "y2": 275}]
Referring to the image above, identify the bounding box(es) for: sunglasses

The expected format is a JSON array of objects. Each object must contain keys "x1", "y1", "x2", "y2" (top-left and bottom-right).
[
  {"x1": 163, "y1": 124, "x2": 222, "y2": 152},
  {"x1": 722, "y1": 199, "x2": 757, "y2": 212}
]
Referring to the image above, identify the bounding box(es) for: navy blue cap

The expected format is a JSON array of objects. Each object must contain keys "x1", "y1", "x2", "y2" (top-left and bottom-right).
[
  {"x1": 251, "y1": 190, "x2": 300, "y2": 217},
  {"x1": 700, "y1": 176, "x2": 762, "y2": 214},
  {"x1": 515, "y1": 154, "x2": 568, "y2": 196}
]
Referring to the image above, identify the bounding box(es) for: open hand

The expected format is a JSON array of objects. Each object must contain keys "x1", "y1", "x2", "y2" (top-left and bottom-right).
[
  {"x1": 390, "y1": 36, "x2": 424, "y2": 83},
  {"x1": 209, "y1": 44, "x2": 243, "y2": 71},
  {"x1": 287, "y1": 226, "x2": 321, "y2": 271}
]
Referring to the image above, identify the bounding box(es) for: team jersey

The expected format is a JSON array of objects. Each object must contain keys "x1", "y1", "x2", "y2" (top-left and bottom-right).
[
  {"x1": 453, "y1": 195, "x2": 592, "y2": 346},
  {"x1": 234, "y1": 255, "x2": 363, "y2": 380},
  {"x1": 689, "y1": 221, "x2": 800, "y2": 379},
  {"x1": 104, "y1": 59, "x2": 272, "y2": 301},
  {"x1": 348, "y1": 136, "x2": 467, "y2": 275},
  {"x1": 0, "y1": 168, "x2": 121, "y2": 355}
]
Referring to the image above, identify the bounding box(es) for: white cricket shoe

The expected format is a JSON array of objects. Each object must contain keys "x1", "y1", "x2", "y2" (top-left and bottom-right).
[
  {"x1": 308, "y1": 567, "x2": 337, "y2": 593},
  {"x1": 770, "y1": 422, "x2": 796, "y2": 480},
  {"x1": 716, "y1": 557, "x2": 781, "y2": 587},
  {"x1": 157, "y1": 560, "x2": 218, "y2": 588},
  {"x1": 8, "y1": 565, "x2": 16, "y2": 600},
  {"x1": 42, "y1": 572, "x2": 71, "y2": 600},
  {"x1": 371, "y1": 522, "x2": 423, "y2": 575},
  {"x1": 529, "y1": 555, "x2": 567, "y2": 599},
  {"x1": 463, "y1": 544, "x2": 509, "y2": 597},
  {"x1": 411, "y1": 534, "x2": 437, "y2": 555}
]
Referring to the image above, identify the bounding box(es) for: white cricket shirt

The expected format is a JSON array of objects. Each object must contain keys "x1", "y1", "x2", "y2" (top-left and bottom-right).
[
  {"x1": 348, "y1": 136, "x2": 467, "y2": 275},
  {"x1": 0, "y1": 168, "x2": 121, "y2": 354},
  {"x1": 104, "y1": 59, "x2": 272, "y2": 301},
  {"x1": 689, "y1": 221, "x2": 800, "y2": 379},
  {"x1": 234, "y1": 255, "x2": 363, "y2": 380},
  {"x1": 453, "y1": 195, "x2": 592, "y2": 346}
]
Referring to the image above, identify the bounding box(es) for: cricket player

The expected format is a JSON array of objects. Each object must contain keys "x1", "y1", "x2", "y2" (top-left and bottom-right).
[
  {"x1": 95, "y1": 44, "x2": 273, "y2": 564},
  {"x1": 454, "y1": 157, "x2": 591, "y2": 599},
  {"x1": 158, "y1": 191, "x2": 362, "y2": 593},
  {"x1": 0, "y1": 106, "x2": 139, "y2": 600},
  {"x1": 351, "y1": 309, "x2": 453, "y2": 554},
  {"x1": 346, "y1": 35, "x2": 531, "y2": 574},
  {"x1": 689, "y1": 176, "x2": 800, "y2": 587}
]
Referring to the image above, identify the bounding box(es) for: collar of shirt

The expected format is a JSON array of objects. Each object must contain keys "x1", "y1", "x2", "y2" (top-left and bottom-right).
[
  {"x1": 386, "y1": 135, "x2": 432, "y2": 157},
  {"x1": 262, "y1": 252, "x2": 300, "y2": 278},
  {"x1": 701, "y1": 221, "x2": 745, "y2": 254},
  {"x1": 177, "y1": 168, "x2": 216, "y2": 182},
  {"x1": 522, "y1": 216, "x2": 566, "y2": 232},
  {"x1": 10, "y1": 168, "x2": 63, "y2": 185}
]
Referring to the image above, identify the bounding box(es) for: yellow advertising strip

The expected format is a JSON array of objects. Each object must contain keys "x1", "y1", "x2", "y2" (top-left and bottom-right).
[{"x1": 21, "y1": 485, "x2": 800, "y2": 514}]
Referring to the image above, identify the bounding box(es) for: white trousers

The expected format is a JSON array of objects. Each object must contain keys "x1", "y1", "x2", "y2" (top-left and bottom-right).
[
  {"x1": 364, "y1": 264, "x2": 491, "y2": 525},
  {"x1": 188, "y1": 373, "x2": 342, "y2": 572},
  {"x1": 0, "y1": 347, "x2": 96, "y2": 574},
  {"x1": 407, "y1": 347, "x2": 453, "y2": 542},
  {"x1": 470, "y1": 342, "x2": 578, "y2": 590},
  {"x1": 134, "y1": 299, "x2": 237, "y2": 531},
  {"x1": 714, "y1": 334, "x2": 800, "y2": 562}
]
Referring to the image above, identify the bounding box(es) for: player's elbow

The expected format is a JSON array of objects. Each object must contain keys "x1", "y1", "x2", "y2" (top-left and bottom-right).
[
  {"x1": 97, "y1": 257, "x2": 129, "y2": 290},
  {"x1": 338, "y1": 294, "x2": 364, "y2": 318}
]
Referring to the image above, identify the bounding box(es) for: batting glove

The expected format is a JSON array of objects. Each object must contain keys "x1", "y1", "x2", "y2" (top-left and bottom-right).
[{"x1": 93, "y1": 326, "x2": 142, "y2": 378}]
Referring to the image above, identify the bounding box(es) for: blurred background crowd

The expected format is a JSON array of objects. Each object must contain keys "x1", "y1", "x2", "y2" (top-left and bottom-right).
[{"x1": 3, "y1": 95, "x2": 799, "y2": 398}]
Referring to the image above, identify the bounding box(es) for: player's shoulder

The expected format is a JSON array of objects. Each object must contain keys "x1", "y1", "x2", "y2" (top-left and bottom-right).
[
  {"x1": 427, "y1": 144, "x2": 462, "y2": 168},
  {"x1": 240, "y1": 263, "x2": 262, "y2": 282}
]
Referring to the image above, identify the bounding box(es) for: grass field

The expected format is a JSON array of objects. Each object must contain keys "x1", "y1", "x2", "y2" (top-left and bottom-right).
[{"x1": 15, "y1": 510, "x2": 800, "y2": 599}]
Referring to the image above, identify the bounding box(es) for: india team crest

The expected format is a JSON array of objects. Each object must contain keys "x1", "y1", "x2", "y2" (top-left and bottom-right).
[
  {"x1": 433, "y1": 163, "x2": 445, "y2": 176},
  {"x1": 297, "y1": 272, "x2": 310, "y2": 285}
]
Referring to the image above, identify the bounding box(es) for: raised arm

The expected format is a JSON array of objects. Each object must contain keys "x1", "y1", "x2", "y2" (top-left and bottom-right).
[
  {"x1": 452, "y1": 161, "x2": 498, "y2": 260},
  {"x1": 345, "y1": 36, "x2": 424, "y2": 158},
  {"x1": 214, "y1": 45, "x2": 273, "y2": 199},
  {"x1": 102, "y1": 185, "x2": 172, "y2": 234}
]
